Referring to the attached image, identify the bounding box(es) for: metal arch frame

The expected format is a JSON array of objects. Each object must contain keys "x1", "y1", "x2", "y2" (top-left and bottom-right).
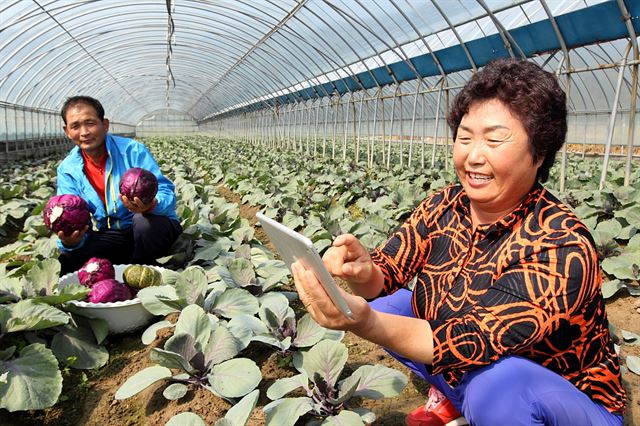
[
  {"x1": 27, "y1": 1, "x2": 152, "y2": 115},
  {"x1": 301, "y1": 1, "x2": 383, "y2": 90},
  {"x1": 325, "y1": 0, "x2": 404, "y2": 86},
  {"x1": 8, "y1": 33, "x2": 238, "y2": 106},
  {"x1": 399, "y1": 0, "x2": 446, "y2": 77},
  {"x1": 1, "y1": 25, "x2": 260, "y2": 96},
  {"x1": 388, "y1": 0, "x2": 447, "y2": 167},
  {"x1": 20, "y1": 31, "x2": 284, "y2": 120},
  {"x1": 539, "y1": 0, "x2": 571, "y2": 192},
  {"x1": 2, "y1": 1, "x2": 283, "y2": 111},
  {"x1": 320, "y1": 2, "x2": 398, "y2": 88},
  {"x1": 274, "y1": 6, "x2": 365, "y2": 94},
  {"x1": 195, "y1": 22, "x2": 348, "y2": 120},
  {"x1": 1, "y1": 17, "x2": 168, "y2": 111},
  {"x1": 189, "y1": 34, "x2": 326, "y2": 116},
  {"x1": 291, "y1": 3, "x2": 376, "y2": 90},
  {"x1": 30, "y1": 52, "x2": 263, "y2": 123},
  {"x1": 196, "y1": 0, "x2": 379, "y2": 121},
  {"x1": 475, "y1": 0, "x2": 526, "y2": 59},
  {"x1": 431, "y1": 0, "x2": 477, "y2": 72},
  {"x1": 199, "y1": 4, "x2": 379, "y2": 121},
  {"x1": 353, "y1": 0, "x2": 422, "y2": 81},
  {"x1": 570, "y1": 48, "x2": 616, "y2": 111},
  {"x1": 615, "y1": 0, "x2": 638, "y2": 187},
  {"x1": 195, "y1": 44, "x2": 326, "y2": 120},
  {"x1": 185, "y1": 0, "x2": 307, "y2": 114}
]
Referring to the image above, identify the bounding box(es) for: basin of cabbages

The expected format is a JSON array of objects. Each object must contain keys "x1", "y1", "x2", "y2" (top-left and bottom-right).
[{"x1": 59, "y1": 264, "x2": 161, "y2": 334}]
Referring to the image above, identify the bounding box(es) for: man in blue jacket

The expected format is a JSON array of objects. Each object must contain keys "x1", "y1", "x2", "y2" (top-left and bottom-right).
[{"x1": 56, "y1": 96, "x2": 182, "y2": 275}]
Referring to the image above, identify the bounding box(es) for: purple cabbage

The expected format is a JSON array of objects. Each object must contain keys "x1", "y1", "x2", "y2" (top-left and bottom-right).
[
  {"x1": 77, "y1": 257, "x2": 115, "y2": 287},
  {"x1": 119, "y1": 168, "x2": 158, "y2": 204},
  {"x1": 88, "y1": 279, "x2": 132, "y2": 303},
  {"x1": 43, "y1": 194, "x2": 91, "y2": 235}
]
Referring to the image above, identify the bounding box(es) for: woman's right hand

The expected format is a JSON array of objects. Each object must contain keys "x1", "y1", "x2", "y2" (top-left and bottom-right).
[{"x1": 323, "y1": 234, "x2": 374, "y2": 286}]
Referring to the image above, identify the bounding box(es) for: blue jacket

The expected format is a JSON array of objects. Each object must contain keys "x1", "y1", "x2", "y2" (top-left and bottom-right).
[{"x1": 56, "y1": 133, "x2": 179, "y2": 252}]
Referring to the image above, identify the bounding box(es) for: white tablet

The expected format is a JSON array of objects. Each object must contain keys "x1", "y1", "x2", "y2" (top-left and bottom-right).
[{"x1": 256, "y1": 212, "x2": 353, "y2": 318}]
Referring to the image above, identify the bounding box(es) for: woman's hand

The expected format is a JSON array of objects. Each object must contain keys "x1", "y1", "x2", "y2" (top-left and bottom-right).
[
  {"x1": 323, "y1": 234, "x2": 385, "y2": 300},
  {"x1": 323, "y1": 234, "x2": 373, "y2": 284},
  {"x1": 57, "y1": 225, "x2": 89, "y2": 247},
  {"x1": 291, "y1": 261, "x2": 371, "y2": 332},
  {"x1": 121, "y1": 195, "x2": 156, "y2": 214}
]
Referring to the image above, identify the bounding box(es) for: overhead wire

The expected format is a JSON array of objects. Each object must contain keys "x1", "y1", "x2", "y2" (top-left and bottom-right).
[{"x1": 165, "y1": 0, "x2": 176, "y2": 110}]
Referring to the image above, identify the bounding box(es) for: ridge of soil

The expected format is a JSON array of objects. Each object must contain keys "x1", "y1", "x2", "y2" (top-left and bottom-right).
[{"x1": 1, "y1": 185, "x2": 638, "y2": 425}]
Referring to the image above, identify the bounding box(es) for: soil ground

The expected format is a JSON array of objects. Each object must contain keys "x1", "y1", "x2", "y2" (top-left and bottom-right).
[{"x1": 1, "y1": 185, "x2": 638, "y2": 426}]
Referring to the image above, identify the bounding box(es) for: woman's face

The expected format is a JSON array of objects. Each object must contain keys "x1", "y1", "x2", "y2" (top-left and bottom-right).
[{"x1": 453, "y1": 98, "x2": 542, "y2": 226}]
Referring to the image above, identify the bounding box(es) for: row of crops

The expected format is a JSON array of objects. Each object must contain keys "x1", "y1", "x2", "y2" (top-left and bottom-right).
[{"x1": 1, "y1": 136, "x2": 639, "y2": 425}]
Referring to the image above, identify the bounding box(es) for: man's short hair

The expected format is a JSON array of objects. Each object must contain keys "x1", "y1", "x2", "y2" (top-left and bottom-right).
[{"x1": 61, "y1": 96, "x2": 105, "y2": 124}]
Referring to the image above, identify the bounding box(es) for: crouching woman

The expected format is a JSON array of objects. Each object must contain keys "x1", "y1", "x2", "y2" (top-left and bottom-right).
[{"x1": 292, "y1": 59, "x2": 626, "y2": 426}]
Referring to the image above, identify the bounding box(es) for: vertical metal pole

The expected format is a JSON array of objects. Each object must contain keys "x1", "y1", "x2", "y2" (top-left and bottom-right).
[
  {"x1": 421, "y1": 93, "x2": 426, "y2": 169},
  {"x1": 314, "y1": 101, "x2": 320, "y2": 157},
  {"x1": 370, "y1": 90, "x2": 380, "y2": 167},
  {"x1": 332, "y1": 97, "x2": 338, "y2": 160},
  {"x1": 356, "y1": 93, "x2": 364, "y2": 164},
  {"x1": 343, "y1": 93, "x2": 351, "y2": 161},
  {"x1": 444, "y1": 87, "x2": 450, "y2": 173},
  {"x1": 558, "y1": 57, "x2": 570, "y2": 193},
  {"x1": 432, "y1": 82, "x2": 443, "y2": 167},
  {"x1": 624, "y1": 61, "x2": 638, "y2": 186},
  {"x1": 386, "y1": 91, "x2": 397, "y2": 169},
  {"x1": 306, "y1": 102, "x2": 311, "y2": 155},
  {"x1": 408, "y1": 80, "x2": 421, "y2": 168},
  {"x1": 323, "y1": 100, "x2": 329, "y2": 158},
  {"x1": 599, "y1": 43, "x2": 630, "y2": 191},
  {"x1": 399, "y1": 87, "x2": 404, "y2": 168}
]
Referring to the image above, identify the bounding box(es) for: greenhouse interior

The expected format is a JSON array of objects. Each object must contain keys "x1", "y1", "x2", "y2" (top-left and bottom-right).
[{"x1": 1, "y1": 0, "x2": 639, "y2": 425}]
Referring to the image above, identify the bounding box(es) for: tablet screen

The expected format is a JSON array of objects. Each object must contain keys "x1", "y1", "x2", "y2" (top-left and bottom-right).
[{"x1": 256, "y1": 213, "x2": 353, "y2": 318}]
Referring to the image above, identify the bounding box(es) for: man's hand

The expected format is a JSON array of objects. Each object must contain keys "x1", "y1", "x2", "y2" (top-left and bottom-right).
[
  {"x1": 121, "y1": 195, "x2": 156, "y2": 214},
  {"x1": 57, "y1": 225, "x2": 89, "y2": 247}
]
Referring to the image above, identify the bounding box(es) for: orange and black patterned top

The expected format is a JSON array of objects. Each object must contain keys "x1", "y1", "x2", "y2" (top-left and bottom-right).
[{"x1": 370, "y1": 183, "x2": 625, "y2": 414}]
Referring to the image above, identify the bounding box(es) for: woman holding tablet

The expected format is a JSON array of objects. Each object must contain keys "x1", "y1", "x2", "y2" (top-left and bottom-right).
[{"x1": 291, "y1": 59, "x2": 625, "y2": 426}]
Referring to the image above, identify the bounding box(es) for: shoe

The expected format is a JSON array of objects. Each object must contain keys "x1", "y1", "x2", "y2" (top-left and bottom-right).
[{"x1": 405, "y1": 386, "x2": 468, "y2": 426}]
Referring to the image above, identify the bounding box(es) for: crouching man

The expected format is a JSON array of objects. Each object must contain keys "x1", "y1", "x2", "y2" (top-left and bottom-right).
[{"x1": 55, "y1": 95, "x2": 181, "y2": 275}]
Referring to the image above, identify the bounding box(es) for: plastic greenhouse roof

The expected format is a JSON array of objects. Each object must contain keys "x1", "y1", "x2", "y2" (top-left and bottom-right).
[{"x1": 0, "y1": 0, "x2": 638, "y2": 125}]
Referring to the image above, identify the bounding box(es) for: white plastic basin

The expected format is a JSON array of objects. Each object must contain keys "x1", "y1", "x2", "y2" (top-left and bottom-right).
[{"x1": 59, "y1": 264, "x2": 161, "y2": 334}]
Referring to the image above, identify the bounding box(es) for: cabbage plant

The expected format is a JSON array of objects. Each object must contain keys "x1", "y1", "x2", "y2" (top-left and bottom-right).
[
  {"x1": 228, "y1": 292, "x2": 343, "y2": 359},
  {"x1": 263, "y1": 339, "x2": 407, "y2": 426},
  {"x1": 0, "y1": 259, "x2": 109, "y2": 411},
  {"x1": 115, "y1": 304, "x2": 262, "y2": 403},
  {"x1": 165, "y1": 389, "x2": 259, "y2": 426}
]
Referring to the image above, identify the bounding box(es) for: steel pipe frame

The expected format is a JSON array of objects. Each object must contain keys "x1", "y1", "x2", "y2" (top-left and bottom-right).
[
  {"x1": 540, "y1": 0, "x2": 570, "y2": 192},
  {"x1": 3, "y1": 2, "x2": 302, "y2": 120},
  {"x1": 431, "y1": 0, "x2": 477, "y2": 72},
  {"x1": 185, "y1": 0, "x2": 310, "y2": 116},
  {"x1": 600, "y1": 42, "x2": 632, "y2": 191},
  {"x1": 617, "y1": 0, "x2": 638, "y2": 187},
  {"x1": 4, "y1": 26, "x2": 258, "y2": 100},
  {"x1": 202, "y1": 0, "x2": 391, "y2": 124}
]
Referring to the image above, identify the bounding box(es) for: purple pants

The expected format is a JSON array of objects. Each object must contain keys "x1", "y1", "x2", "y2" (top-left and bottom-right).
[{"x1": 370, "y1": 289, "x2": 623, "y2": 426}]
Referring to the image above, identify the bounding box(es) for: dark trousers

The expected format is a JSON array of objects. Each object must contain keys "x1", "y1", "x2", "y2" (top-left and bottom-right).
[{"x1": 59, "y1": 214, "x2": 182, "y2": 275}]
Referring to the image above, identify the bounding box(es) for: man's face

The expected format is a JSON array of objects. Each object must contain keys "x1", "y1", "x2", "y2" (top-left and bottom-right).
[{"x1": 63, "y1": 103, "x2": 109, "y2": 156}]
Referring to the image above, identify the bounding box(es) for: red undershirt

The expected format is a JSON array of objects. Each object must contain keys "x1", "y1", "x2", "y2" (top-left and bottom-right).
[{"x1": 81, "y1": 150, "x2": 107, "y2": 205}]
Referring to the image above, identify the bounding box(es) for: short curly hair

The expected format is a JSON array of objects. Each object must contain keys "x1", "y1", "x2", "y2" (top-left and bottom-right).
[{"x1": 447, "y1": 58, "x2": 567, "y2": 182}]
